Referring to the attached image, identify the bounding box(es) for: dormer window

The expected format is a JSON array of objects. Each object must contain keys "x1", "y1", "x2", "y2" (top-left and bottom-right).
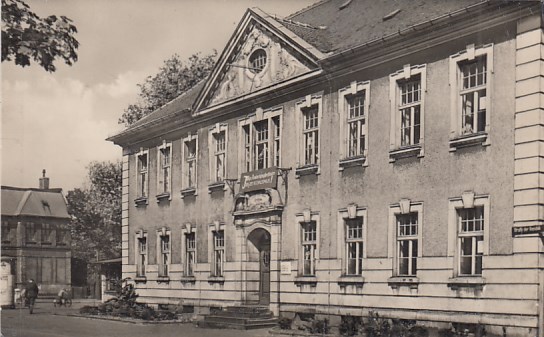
[{"x1": 249, "y1": 49, "x2": 267, "y2": 74}]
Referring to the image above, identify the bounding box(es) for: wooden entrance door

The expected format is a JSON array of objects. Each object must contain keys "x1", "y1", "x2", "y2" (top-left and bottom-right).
[{"x1": 259, "y1": 245, "x2": 270, "y2": 304}]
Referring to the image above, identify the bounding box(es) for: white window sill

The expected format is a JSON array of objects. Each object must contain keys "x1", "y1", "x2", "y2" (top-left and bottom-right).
[
  {"x1": 449, "y1": 132, "x2": 488, "y2": 151},
  {"x1": 295, "y1": 164, "x2": 319, "y2": 177},
  {"x1": 180, "y1": 187, "x2": 197, "y2": 198},
  {"x1": 180, "y1": 275, "x2": 196, "y2": 284},
  {"x1": 337, "y1": 275, "x2": 365, "y2": 287},
  {"x1": 155, "y1": 192, "x2": 171, "y2": 202},
  {"x1": 208, "y1": 276, "x2": 225, "y2": 284},
  {"x1": 208, "y1": 181, "x2": 226, "y2": 193},
  {"x1": 294, "y1": 276, "x2": 318, "y2": 287},
  {"x1": 447, "y1": 276, "x2": 486, "y2": 290},
  {"x1": 157, "y1": 275, "x2": 170, "y2": 283},
  {"x1": 339, "y1": 155, "x2": 367, "y2": 170},
  {"x1": 388, "y1": 276, "x2": 420, "y2": 289},
  {"x1": 134, "y1": 276, "x2": 147, "y2": 283},
  {"x1": 389, "y1": 145, "x2": 422, "y2": 162},
  {"x1": 134, "y1": 196, "x2": 148, "y2": 207}
]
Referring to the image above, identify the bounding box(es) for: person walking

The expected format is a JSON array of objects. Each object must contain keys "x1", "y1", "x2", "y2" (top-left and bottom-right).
[{"x1": 24, "y1": 279, "x2": 39, "y2": 314}]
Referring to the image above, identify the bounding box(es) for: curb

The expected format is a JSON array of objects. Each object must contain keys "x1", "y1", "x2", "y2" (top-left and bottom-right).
[{"x1": 53, "y1": 313, "x2": 194, "y2": 325}]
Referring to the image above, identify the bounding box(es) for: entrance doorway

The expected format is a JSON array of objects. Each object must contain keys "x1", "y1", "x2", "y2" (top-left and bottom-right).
[{"x1": 247, "y1": 228, "x2": 271, "y2": 305}]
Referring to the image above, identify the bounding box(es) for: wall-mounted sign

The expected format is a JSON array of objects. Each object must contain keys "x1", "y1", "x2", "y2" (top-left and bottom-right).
[
  {"x1": 512, "y1": 224, "x2": 544, "y2": 237},
  {"x1": 280, "y1": 261, "x2": 292, "y2": 275},
  {"x1": 240, "y1": 167, "x2": 278, "y2": 193}
]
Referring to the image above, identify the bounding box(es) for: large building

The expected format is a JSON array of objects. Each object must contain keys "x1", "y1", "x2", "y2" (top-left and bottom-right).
[
  {"x1": 1, "y1": 171, "x2": 72, "y2": 296},
  {"x1": 108, "y1": 1, "x2": 544, "y2": 335}
]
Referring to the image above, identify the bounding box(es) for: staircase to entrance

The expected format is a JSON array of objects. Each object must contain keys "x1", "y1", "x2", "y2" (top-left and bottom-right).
[{"x1": 199, "y1": 305, "x2": 277, "y2": 330}]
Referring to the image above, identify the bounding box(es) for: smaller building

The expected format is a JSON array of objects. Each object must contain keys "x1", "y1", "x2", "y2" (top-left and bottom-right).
[{"x1": 1, "y1": 171, "x2": 72, "y2": 296}]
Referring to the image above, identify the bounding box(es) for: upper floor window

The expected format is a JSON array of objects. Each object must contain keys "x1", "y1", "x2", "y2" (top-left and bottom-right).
[
  {"x1": 26, "y1": 222, "x2": 38, "y2": 244},
  {"x1": 296, "y1": 95, "x2": 322, "y2": 175},
  {"x1": 182, "y1": 134, "x2": 198, "y2": 193},
  {"x1": 389, "y1": 65, "x2": 426, "y2": 161},
  {"x1": 41, "y1": 223, "x2": 53, "y2": 244},
  {"x1": 136, "y1": 150, "x2": 149, "y2": 199},
  {"x1": 239, "y1": 107, "x2": 282, "y2": 173},
  {"x1": 209, "y1": 124, "x2": 228, "y2": 183},
  {"x1": 2, "y1": 221, "x2": 12, "y2": 244},
  {"x1": 338, "y1": 81, "x2": 370, "y2": 169},
  {"x1": 157, "y1": 142, "x2": 172, "y2": 197},
  {"x1": 449, "y1": 44, "x2": 493, "y2": 150},
  {"x1": 56, "y1": 225, "x2": 68, "y2": 246},
  {"x1": 249, "y1": 49, "x2": 267, "y2": 74}
]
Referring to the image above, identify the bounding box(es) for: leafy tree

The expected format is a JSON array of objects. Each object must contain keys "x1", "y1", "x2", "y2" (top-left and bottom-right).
[
  {"x1": 118, "y1": 51, "x2": 217, "y2": 127},
  {"x1": 2, "y1": 0, "x2": 79, "y2": 72},
  {"x1": 66, "y1": 161, "x2": 121, "y2": 262}
]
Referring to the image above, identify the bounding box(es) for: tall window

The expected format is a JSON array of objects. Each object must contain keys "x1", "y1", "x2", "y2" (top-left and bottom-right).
[
  {"x1": 460, "y1": 57, "x2": 487, "y2": 135},
  {"x1": 346, "y1": 219, "x2": 364, "y2": 275},
  {"x1": 2, "y1": 222, "x2": 11, "y2": 244},
  {"x1": 212, "y1": 230, "x2": 225, "y2": 277},
  {"x1": 137, "y1": 151, "x2": 148, "y2": 198},
  {"x1": 137, "y1": 236, "x2": 147, "y2": 277},
  {"x1": 26, "y1": 222, "x2": 38, "y2": 244},
  {"x1": 458, "y1": 207, "x2": 484, "y2": 275},
  {"x1": 157, "y1": 143, "x2": 171, "y2": 195},
  {"x1": 41, "y1": 223, "x2": 53, "y2": 244},
  {"x1": 346, "y1": 94, "x2": 366, "y2": 157},
  {"x1": 396, "y1": 213, "x2": 418, "y2": 276},
  {"x1": 303, "y1": 106, "x2": 319, "y2": 166},
  {"x1": 158, "y1": 234, "x2": 170, "y2": 277},
  {"x1": 301, "y1": 222, "x2": 317, "y2": 276},
  {"x1": 56, "y1": 225, "x2": 68, "y2": 246},
  {"x1": 398, "y1": 77, "x2": 421, "y2": 147},
  {"x1": 182, "y1": 135, "x2": 198, "y2": 191},
  {"x1": 240, "y1": 110, "x2": 282, "y2": 173},
  {"x1": 389, "y1": 65, "x2": 426, "y2": 160},
  {"x1": 185, "y1": 232, "x2": 196, "y2": 276},
  {"x1": 209, "y1": 124, "x2": 227, "y2": 183}
]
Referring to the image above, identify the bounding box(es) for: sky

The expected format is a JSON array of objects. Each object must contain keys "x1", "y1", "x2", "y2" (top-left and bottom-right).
[{"x1": 2, "y1": 0, "x2": 315, "y2": 192}]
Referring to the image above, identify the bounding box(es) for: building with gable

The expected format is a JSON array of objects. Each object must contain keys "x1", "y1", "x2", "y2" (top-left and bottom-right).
[
  {"x1": 1, "y1": 171, "x2": 72, "y2": 296},
  {"x1": 108, "y1": 1, "x2": 544, "y2": 335}
]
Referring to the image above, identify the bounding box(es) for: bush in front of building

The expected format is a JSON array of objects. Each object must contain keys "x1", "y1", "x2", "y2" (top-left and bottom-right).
[
  {"x1": 278, "y1": 317, "x2": 293, "y2": 330},
  {"x1": 340, "y1": 315, "x2": 363, "y2": 336},
  {"x1": 308, "y1": 318, "x2": 330, "y2": 334},
  {"x1": 364, "y1": 312, "x2": 429, "y2": 337}
]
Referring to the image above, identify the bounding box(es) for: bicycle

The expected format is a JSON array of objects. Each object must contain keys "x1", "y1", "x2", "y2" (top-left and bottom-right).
[{"x1": 53, "y1": 296, "x2": 72, "y2": 307}]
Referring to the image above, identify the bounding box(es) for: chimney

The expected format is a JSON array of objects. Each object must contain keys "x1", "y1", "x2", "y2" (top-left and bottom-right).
[{"x1": 39, "y1": 169, "x2": 50, "y2": 190}]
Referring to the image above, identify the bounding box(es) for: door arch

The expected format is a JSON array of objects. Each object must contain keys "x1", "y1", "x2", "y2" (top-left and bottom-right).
[{"x1": 247, "y1": 228, "x2": 271, "y2": 305}]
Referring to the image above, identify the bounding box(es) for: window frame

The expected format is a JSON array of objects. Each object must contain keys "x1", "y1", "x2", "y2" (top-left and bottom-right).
[
  {"x1": 389, "y1": 64, "x2": 426, "y2": 162},
  {"x1": 238, "y1": 106, "x2": 283, "y2": 174},
  {"x1": 388, "y1": 200, "x2": 423, "y2": 277},
  {"x1": 181, "y1": 223, "x2": 197, "y2": 277},
  {"x1": 156, "y1": 228, "x2": 171, "y2": 278},
  {"x1": 337, "y1": 205, "x2": 367, "y2": 277},
  {"x1": 156, "y1": 141, "x2": 172, "y2": 199},
  {"x1": 449, "y1": 44, "x2": 493, "y2": 150},
  {"x1": 181, "y1": 133, "x2": 198, "y2": 195},
  {"x1": 135, "y1": 149, "x2": 149, "y2": 202},
  {"x1": 2, "y1": 221, "x2": 12, "y2": 244},
  {"x1": 295, "y1": 95, "x2": 322, "y2": 175},
  {"x1": 208, "y1": 222, "x2": 226, "y2": 278},
  {"x1": 296, "y1": 210, "x2": 320, "y2": 276},
  {"x1": 25, "y1": 222, "x2": 38, "y2": 244},
  {"x1": 41, "y1": 223, "x2": 53, "y2": 245},
  {"x1": 338, "y1": 81, "x2": 370, "y2": 169},
  {"x1": 448, "y1": 192, "x2": 490, "y2": 278},
  {"x1": 135, "y1": 230, "x2": 148, "y2": 278},
  {"x1": 208, "y1": 124, "x2": 228, "y2": 184}
]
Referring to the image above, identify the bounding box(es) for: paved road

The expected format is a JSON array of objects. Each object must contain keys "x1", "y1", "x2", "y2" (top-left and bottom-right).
[{"x1": 1, "y1": 303, "x2": 272, "y2": 337}]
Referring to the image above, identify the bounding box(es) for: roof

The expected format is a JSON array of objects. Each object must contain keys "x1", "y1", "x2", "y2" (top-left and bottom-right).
[
  {"x1": 286, "y1": 0, "x2": 485, "y2": 53},
  {"x1": 1, "y1": 186, "x2": 70, "y2": 219}
]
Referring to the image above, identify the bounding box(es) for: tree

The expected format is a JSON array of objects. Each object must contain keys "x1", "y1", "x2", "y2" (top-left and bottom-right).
[
  {"x1": 118, "y1": 51, "x2": 217, "y2": 127},
  {"x1": 2, "y1": 0, "x2": 79, "y2": 72},
  {"x1": 66, "y1": 161, "x2": 121, "y2": 262}
]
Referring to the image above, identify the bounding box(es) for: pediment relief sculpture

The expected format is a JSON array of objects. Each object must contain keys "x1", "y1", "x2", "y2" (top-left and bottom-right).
[{"x1": 208, "y1": 25, "x2": 311, "y2": 106}]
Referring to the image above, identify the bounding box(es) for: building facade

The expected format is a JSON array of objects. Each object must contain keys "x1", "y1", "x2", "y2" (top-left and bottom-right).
[
  {"x1": 1, "y1": 172, "x2": 72, "y2": 296},
  {"x1": 108, "y1": 1, "x2": 544, "y2": 335}
]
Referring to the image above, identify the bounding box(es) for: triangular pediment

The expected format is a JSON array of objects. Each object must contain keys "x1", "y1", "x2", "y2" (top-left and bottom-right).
[{"x1": 194, "y1": 9, "x2": 321, "y2": 113}]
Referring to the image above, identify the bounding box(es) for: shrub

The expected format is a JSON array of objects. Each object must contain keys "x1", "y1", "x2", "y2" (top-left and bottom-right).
[
  {"x1": 340, "y1": 315, "x2": 363, "y2": 336},
  {"x1": 309, "y1": 318, "x2": 330, "y2": 334},
  {"x1": 278, "y1": 317, "x2": 293, "y2": 330},
  {"x1": 365, "y1": 311, "x2": 391, "y2": 337}
]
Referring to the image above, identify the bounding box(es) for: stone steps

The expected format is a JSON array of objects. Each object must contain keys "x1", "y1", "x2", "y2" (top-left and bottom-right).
[{"x1": 199, "y1": 305, "x2": 277, "y2": 330}]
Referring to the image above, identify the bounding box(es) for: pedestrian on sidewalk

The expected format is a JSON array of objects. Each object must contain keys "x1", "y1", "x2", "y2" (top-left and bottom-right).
[{"x1": 24, "y1": 279, "x2": 39, "y2": 314}]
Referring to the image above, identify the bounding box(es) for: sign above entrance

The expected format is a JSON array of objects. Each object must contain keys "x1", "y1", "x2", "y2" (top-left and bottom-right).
[
  {"x1": 512, "y1": 224, "x2": 544, "y2": 237},
  {"x1": 240, "y1": 167, "x2": 278, "y2": 193}
]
